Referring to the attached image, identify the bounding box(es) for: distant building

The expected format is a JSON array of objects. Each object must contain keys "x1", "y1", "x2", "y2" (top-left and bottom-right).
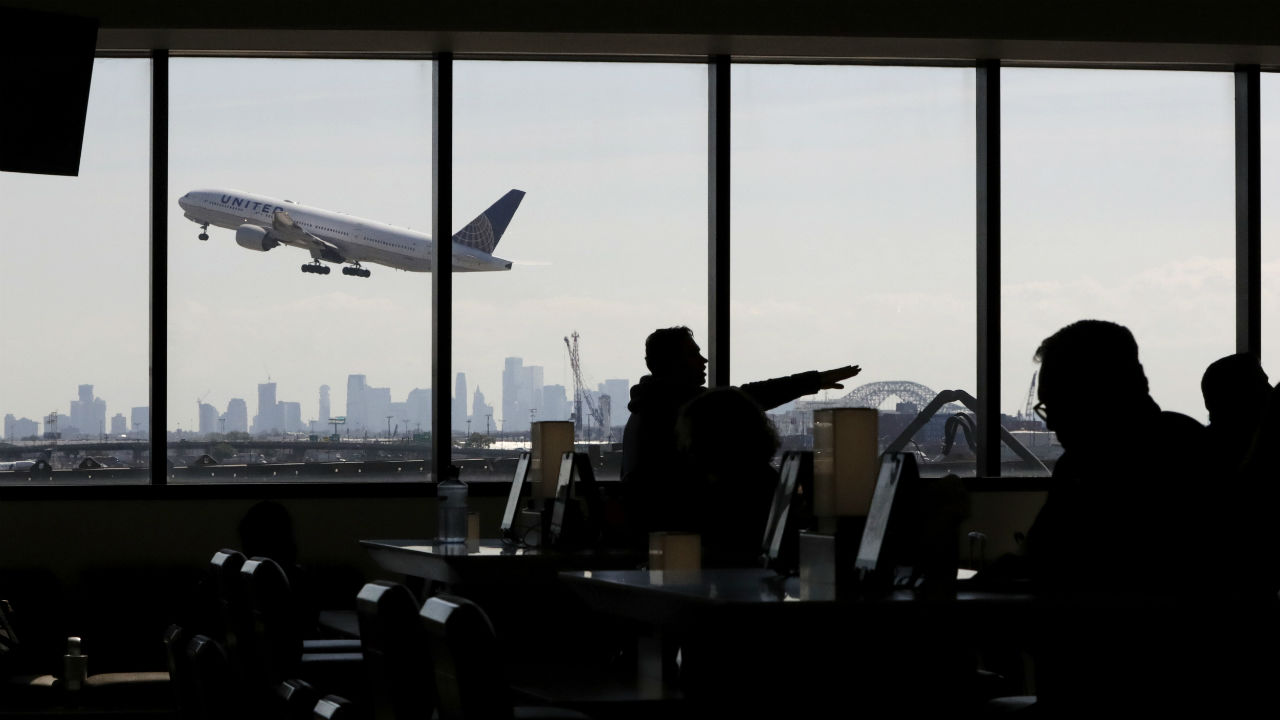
[
  {"x1": 471, "y1": 387, "x2": 494, "y2": 433},
  {"x1": 280, "y1": 401, "x2": 302, "y2": 433},
  {"x1": 5, "y1": 414, "x2": 39, "y2": 441},
  {"x1": 367, "y1": 386, "x2": 392, "y2": 437},
  {"x1": 198, "y1": 402, "x2": 218, "y2": 435},
  {"x1": 225, "y1": 398, "x2": 248, "y2": 434},
  {"x1": 347, "y1": 374, "x2": 368, "y2": 431},
  {"x1": 253, "y1": 382, "x2": 279, "y2": 435},
  {"x1": 502, "y1": 358, "x2": 523, "y2": 432},
  {"x1": 131, "y1": 406, "x2": 150, "y2": 434},
  {"x1": 318, "y1": 385, "x2": 330, "y2": 429},
  {"x1": 406, "y1": 388, "x2": 431, "y2": 434},
  {"x1": 600, "y1": 379, "x2": 631, "y2": 426},
  {"x1": 110, "y1": 413, "x2": 127, "y2": 435},
  {"x1": 69, "y1": 384, "x2": 107, "y2": 439},
  {"x1": 541, "y1": 384, "x2": 570, "y2": 421},
  {"x1": 452, "y1": 373, "x2": 468, "y2": 435}
]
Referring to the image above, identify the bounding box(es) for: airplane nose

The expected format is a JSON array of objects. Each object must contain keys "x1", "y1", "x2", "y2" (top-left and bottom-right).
[{"x1": 178, "y1": 194, "x2": 190, "y2": 211}]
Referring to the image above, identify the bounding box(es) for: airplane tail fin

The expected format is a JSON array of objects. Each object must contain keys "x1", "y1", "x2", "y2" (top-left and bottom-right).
[{"x1": 452, "y1": 189, "x2": 525, "y2": 254}]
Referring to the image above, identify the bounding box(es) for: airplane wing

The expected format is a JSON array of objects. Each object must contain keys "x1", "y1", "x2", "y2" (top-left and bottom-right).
[{"x1": 270, "y1": 209, "x2": 346, "y2": 259}]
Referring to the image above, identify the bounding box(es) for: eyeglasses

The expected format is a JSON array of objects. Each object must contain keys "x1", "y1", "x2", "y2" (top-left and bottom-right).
[{"x1": 1033, "y1": 402, "x2": 1048, "y2": 421}]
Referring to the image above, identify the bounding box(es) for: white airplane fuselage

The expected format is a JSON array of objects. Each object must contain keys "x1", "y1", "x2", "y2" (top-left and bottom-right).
[{"x1": 178, "y1": 189, "x2": 515, "y2": 273}]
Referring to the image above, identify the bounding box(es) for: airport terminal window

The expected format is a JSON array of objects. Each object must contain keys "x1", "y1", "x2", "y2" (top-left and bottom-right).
[
  {"x1": 1261, "y1": 73, "x2": 1280, "y2": 383},
  {"x1": 167, "y1": 58, "x2": 433, "y2": 481},
  {"x1": 450, "y1": 60, "x2": 707, "y2": 482},
  {"x1": 0, "y1": 58, "x2": 151, "y2": 484},
  {"x1": 729, "y1": 65, "x2": 976, "y2": 478},
  {"x1": 1002, "y1": 68, "x2": 1235, "y2": 474}
]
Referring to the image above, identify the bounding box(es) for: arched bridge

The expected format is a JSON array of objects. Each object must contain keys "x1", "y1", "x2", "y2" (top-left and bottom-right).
[{"x1": 833, "y1": 380, "x2": 939, "y2": 409}]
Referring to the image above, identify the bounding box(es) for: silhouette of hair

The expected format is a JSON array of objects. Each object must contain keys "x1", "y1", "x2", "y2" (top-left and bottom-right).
[
  {"x1": 644, "y1": 326, "x2": 696, "y2": 375},
  {"x1": 676, "y1": 387, "x2": 779, "y2": 470},
  {"x1": 1201, "y1": 353, "x2": 1270, "y2": 420},
  {"x1": 237, "y1": 500, "x2": 298, "y2": 568},
  {"x1": 1035, "y1": 319, "x2": 1148, "y2": 399}
]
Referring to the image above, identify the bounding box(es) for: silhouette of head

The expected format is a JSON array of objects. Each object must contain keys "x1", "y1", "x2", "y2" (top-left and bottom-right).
[
  {"x1": 1201, "y1": 353, "x2": 1271, "y2": 429},
  {"x1": 238, "y1": 500, "x2": 298, "y2": 568},
  {"x1": 645, "y1": 326, "x2": 707, "y2": 386},
  {"x1": 1035, "y1": 320, "x2": 1150, "y2": 450},
  {"x1": 676, "y1": 387, "x2": 778, "y2": 475}
]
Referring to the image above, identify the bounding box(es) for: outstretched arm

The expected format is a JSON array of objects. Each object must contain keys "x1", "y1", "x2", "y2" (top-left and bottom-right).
[
  {"x1": 740, "y1": 364, "x2": 862, "y2": 411},
  {"x1": 818, "y1": 365, "x2": 860, "y2": 390}
]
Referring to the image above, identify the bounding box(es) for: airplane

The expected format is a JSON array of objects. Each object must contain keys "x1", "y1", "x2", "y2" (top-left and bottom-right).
[{"x1": 178, "y1": 188, "x2": 525, "y2": 277}]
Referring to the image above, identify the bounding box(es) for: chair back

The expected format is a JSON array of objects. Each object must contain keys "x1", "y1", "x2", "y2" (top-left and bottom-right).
[
  {"x1": 241, "y1": 557, "x2": 303, "y2": 689},
  {"x1": 277, "y1": 677, "x2": 318, "y2": 720},
  {"x1": 186, "y1": 634, "x2": 239, "y2": 720},
  {"x1": 356, "y1": 581, "x2": 434, "y2": 720},
  {"x1": 420, "y1": 594, "x2": 512, "y2": 720},
  {"x1": 209, "y1": 549, "x2": 250, "y2": 665},
  {"x1": 314, "y1": 694, "x2": 356, "y2": 720},
  {"x1": 163, "y1": 624, "x2": 200, "y2": 719}
]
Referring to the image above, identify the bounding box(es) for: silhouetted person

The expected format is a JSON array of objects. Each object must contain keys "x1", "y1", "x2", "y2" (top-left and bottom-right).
[
  {"x1": 238, "y1": 500, "x2": 318, "y2": 629},
  {"x1": 621, "y1": 326, "x2": 858, "y2": 540},
  {"x1": 1023, "y1": 320, "x2": 1237, "y2": 715},
  {"x1": 674, "y1": 387, "x2": 780, "y2": 566},
  {"x1": 1201, "y1": 353, "x2": 1271, "y2": 466}
]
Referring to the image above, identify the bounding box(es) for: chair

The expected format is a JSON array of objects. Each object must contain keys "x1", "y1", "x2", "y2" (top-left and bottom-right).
[
  {"x1": 356, "y1": 581, "x2": 433, "y2": 720},
  {"x1": 163, "y1": 625, "x2": 199, "y2": 718},
  {"x1": 240, "y1": 557, "x2": 365, "y2": 705},
  {"x1": 314, "y1": 694, "x2": 357, "y2": 719},
  {"x1": 209, "y1": 548, "x2": 252, "y2": 671},
  {"x1": 420, "y1": 594, "x2": 591, "y2": 720},
  {"x1": 186, "y1": 634, "x2": 240, "y2": 720}
]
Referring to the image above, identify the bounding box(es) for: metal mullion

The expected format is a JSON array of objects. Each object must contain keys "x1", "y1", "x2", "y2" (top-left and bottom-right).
[
  {"x1": 150, "y1": 50, "x2": 168, "y2": 485},
  {"x1": 708, "y1": 56, "x2": 731, "y2": 388},
  {"x1": 432, "y1": 54, "x2": 453, "y2": 482},
  {"x1": 1235, "y1": 66, "x2": 1261, "y2": 358},
  {"x1": 976, "y1": 60, "x2": 1001, "y2": 478}
]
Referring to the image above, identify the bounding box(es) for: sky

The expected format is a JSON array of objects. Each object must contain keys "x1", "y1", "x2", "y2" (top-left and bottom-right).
[{"x1": 2, "y1": 58, "x2": 1279, "y2": 433}]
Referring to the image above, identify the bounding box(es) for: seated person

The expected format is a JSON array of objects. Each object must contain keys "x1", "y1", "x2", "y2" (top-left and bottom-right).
[
  {"x1": 622, "y1": 325, "x2": 857, "y2": 540},
  {"x1": 674, "y1": 387, "x2": 780, "y2": 567},
  {"x1": 1023, "y1": 320, "x2": 1242, "y2": 714},
  {"x1": 1200, "y1": 352, "x2": 1271, "y2": 467}
]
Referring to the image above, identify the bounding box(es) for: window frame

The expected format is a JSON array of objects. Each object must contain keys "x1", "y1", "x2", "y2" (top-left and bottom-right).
[{"x1": 0, "y1": 51, "x2": 1263, "y2": 493}]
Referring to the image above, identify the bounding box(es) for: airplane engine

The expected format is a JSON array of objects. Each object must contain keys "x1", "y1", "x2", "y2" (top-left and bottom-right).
[{"x1": 235, "y1": 224, "x2": 279, "y2": 251}]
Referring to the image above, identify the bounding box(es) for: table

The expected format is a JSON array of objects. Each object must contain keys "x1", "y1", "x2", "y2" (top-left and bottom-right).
[
  {"x1": 361, "y1": 538, "x2": 642, "y2": 588},
  {"x1": 560, "y1": 568, "x2": 1036, "y2": 716}
]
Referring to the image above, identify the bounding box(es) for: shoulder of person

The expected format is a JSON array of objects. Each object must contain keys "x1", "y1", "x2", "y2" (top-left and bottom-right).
[{"x1": 1157, "y1": 410, "x2": 1207, "y2": 437}]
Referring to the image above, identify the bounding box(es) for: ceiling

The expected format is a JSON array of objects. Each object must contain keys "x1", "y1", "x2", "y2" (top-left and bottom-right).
[{"x1": 7, "y1": 1, "x2": 1280, "y2": 67}]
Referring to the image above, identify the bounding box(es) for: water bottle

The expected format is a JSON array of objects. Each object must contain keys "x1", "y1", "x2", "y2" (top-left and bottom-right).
[
  {"x1": 437, "y1": 465, "x2": 468, "y2": 543},
  {"x1": 63, "y1": 636, "x2": 87, "y2": 692}
]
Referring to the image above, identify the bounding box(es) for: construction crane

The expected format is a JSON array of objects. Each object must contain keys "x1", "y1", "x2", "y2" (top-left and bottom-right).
[
  {"x1": 1022, "y1": 371, "x2": 1038, "y2": 420},
  {"x1": 564, "y1": 331, "x2": 609, "y2": 441}
]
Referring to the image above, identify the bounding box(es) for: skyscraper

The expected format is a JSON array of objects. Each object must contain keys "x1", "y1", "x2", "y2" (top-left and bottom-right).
[
  {"x1": 225, "y1": 398, "x2": 248, "y2": 433},
  {"x1": 502, "y1": 358, "x2": 523, "y2": 432},
  {"x1": 198, "y1": 402, "x2": 218, "y2": 435},
  {"x1": 131, "y1": 407, "x2": 150, "y2": 435},
  {"x1": 253, "y1": 382, "x2": 279, "y2": 435},
  {"x1": 69, "y1": 384, "x2": 107, "y2": 438},
  {"x1": 347, "y1": 374, "x2": 368, "y2": 431},
  {"x1": 600, "y1": 379, "x2": 631, "y2": 427},
  {"x1": 471, "y1": 387, "x2": 494, "y2": 433},
  {"x1": 453, "y1": 372, "x2": 468, "y2": 434},
  {"x1": 318, "y1": 385, "x2": 330, "y2": 428},
  {"x1": 280, "y1": 401, "x2": 302, "y2": 433}
]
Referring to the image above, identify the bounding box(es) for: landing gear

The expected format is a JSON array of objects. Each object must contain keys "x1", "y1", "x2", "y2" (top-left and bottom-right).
[
  {"x1": 301, "y1": 263, "x2": 331, "y2": 275},
  {"x1": 342, "y1": 266, "x2": 371, "y2": 278},
  {"x1": 197, "y1": 224, "x2": 209, "y2": 241}
]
